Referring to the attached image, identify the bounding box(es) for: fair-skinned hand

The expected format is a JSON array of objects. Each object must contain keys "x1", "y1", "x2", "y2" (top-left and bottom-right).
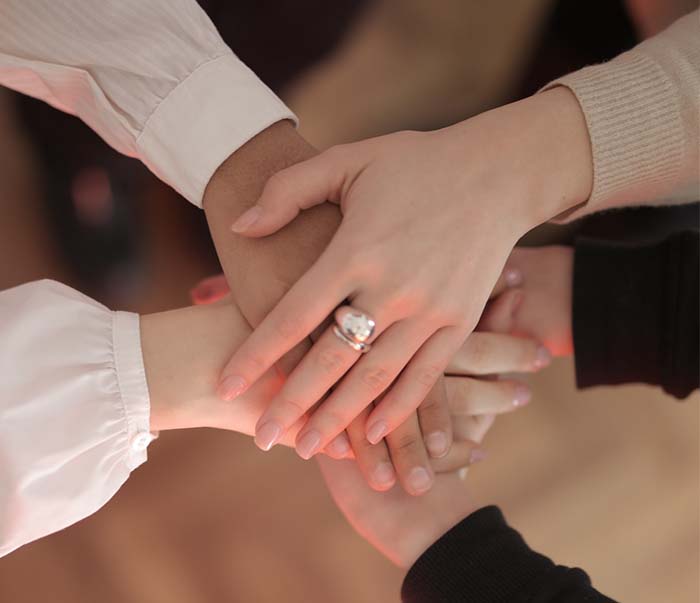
[
  {"x1": 190, "y1": 282, "x2": 549, "y2": 495},
  {"x1": 216, "y1": 88, "x2": 591, "y2": 461},
  {"x1": 142, "y1": 295, "x2": 537, "y2": 488},
  {"x1": 482, "y1": 246, "x2": 574, "y2": 357},
  {"x1": 317, "y1": 408, "x2": 494, "y2": 568}
]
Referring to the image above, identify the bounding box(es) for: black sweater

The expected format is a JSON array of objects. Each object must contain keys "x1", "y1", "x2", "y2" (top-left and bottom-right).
[{"x1": 401, "y1": 230, "x2": 699, "y2": 602}]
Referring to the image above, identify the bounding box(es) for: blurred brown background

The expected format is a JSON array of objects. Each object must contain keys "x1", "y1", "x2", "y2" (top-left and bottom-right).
[{"x1": 0, "y1": 1, "x2": 698, "y2": 601}]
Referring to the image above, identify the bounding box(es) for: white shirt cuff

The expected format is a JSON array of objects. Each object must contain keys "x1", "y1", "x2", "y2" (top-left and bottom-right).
[
  {"x1": 113, "y1": 311, "x2": 153, "y2": 471},
  {"x1": 136, "y1": 53, "x2": 298, "y2": 207}
]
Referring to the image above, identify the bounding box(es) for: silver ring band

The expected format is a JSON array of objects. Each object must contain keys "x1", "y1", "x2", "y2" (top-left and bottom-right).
[{"x1": 332, "y1": 325, "x2": 371, "y2": 353}]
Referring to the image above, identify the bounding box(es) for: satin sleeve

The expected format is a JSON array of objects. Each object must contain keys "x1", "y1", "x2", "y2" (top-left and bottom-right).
[{"x1": 0, "y1": 280, "x2": 152, "y2": 557}]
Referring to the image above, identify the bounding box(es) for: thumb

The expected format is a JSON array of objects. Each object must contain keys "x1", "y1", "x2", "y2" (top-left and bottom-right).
[{"x1": 230, "y1": 147, "x2": 354, "y2": 237}]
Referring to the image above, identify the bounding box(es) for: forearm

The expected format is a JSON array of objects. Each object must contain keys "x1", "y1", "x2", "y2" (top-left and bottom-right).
[{"x1": 202, "y1": 121, "x2": 341, "y2": 328}]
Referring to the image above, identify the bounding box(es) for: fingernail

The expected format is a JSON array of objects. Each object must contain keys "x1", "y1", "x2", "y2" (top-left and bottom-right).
[
  {"x1": 458, "y1": 467, "x2": 469, "y2": 480},
  {"x1": 231, "y1": 205, "x2": 263, "y2": 233},
  {"x1": 408, "y1": 467, "x2": 433, "y2": 494},
  {"x1": 255, "y1": 421, "x2": 282, "y2": 451},
  {"x1": 513, "y1": 385, "x2": 531, "y2": 407},
  {"x1": 328, "y1": 433, "x2": 351, "y2": 457},
  {"x1": 296, "y1": 430, "x2": 322, "y2": 460},
  {"x1": 534, "y1": 346, "x2": 552, "y2": 369},
  {"x1": 366, "y1": 421, "x2": 388, "y2": 445},
  {"x1": 469, "y1": 449, "x2": 488, "y2": 464},
  {"x1": 372, "y1": 462, "x2": 396, "y2": 488},
  {"x1": 217, "y1": 375, "x2": 247, "y2": 401},
  {"x1": 504, "y1": 267, "x2": 523, "y2": 287},
  {"x1": 425, "y1": 431, "x2": 449, "y2": 458}
]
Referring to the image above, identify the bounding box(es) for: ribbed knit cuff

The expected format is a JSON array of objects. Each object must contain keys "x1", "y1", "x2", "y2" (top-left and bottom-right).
[
  {"x1": 401, "y1": 506, "x2": 614, "y2": 602},
  {"x1": 573, "y1": 232, "x2": 699, "y2": 399},
  {"x1": 543, "y1": 49, "x2": 685, "y2": 223}
]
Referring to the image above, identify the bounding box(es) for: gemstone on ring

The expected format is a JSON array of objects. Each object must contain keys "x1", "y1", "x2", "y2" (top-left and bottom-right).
[{"x1": 335, "y1": 307, "x2": 376, "y2": 343}]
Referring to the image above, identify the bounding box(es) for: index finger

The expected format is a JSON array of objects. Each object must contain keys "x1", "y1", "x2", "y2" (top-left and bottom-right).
[{"x1": 217, "y1": 250, "x2": 352, "y2": 400}]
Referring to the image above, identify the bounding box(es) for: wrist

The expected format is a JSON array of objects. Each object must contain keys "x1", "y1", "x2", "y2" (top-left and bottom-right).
[
  {"x1": 515, "y1": 88, "x2": 593, "y2": 227},
  {"x1": 141, "y1": 304, "x2": 247, "y2": 432},
  {"x1": 447, "y1": 87, "x2": 592, "y2": 236},
  {"x1": 202, "y1": 120, "x2": 315, "y2": 211},
  {"x1": 202, "y1": 121, "x2": 340, "y2": 327}
]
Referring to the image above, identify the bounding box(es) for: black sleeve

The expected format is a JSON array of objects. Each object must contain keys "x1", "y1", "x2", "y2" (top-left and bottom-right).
[
  {"x1": 402, "y1": 506, "x2": 615, "y2": 602},
  {"x1": 573, "y1": 230, "x2": 699, "y2": 399}
]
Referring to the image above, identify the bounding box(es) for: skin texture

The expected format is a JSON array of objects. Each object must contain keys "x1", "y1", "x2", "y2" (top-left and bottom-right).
[
  {"x1": 139, "y1": 298, "x2": 546, "y2": 467},
  {"x1": 218, "y1": 87, "x2": 592, "y2": 461},
  {"x1": 200, "y1": 121, "x2": 456, "y2": 494},
  {"x1": 318, "y1": 397, "x2": 502, "y2": 568}
]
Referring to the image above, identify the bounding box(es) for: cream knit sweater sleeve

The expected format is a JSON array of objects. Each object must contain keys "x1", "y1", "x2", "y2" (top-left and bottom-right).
[{"x1": 544, "y1": 9, "x2": 699, "y2": 222}]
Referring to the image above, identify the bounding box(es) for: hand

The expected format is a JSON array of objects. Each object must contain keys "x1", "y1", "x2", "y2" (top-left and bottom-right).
[
  {"x1": 218, "y1": 87, "x2": 591, "y2": 458},
  {"x1": 317, "y1": 404, "x2": 493, "y2": 569},
  {"x1": 189, "y1": 278, "x2": 547, "y2": 495},
  {"x1": 483, "y1": 246, "x2": 574, "y2": 357}
]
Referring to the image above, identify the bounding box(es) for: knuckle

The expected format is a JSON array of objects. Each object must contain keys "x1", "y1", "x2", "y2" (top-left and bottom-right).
[
  {"x1": 419, "y1": 397, "x2": 448, "y2": 422},
  {"x1": 360, "y1": 366, "x2": 392, "y2": 393},
  {"x1": 316, "y1": 348, "x2": 346, "y2": 374},
  {"x1": 278, "y1": 397, "x2": 307, "y2": 418},
  {"x1": 393, "y1": 432, "x2": 420, "y2": 454},
  {"x1": 243, "y1": 353, "x2": 269, "y2": 375},
  {"x1": 274, "y1": 314, "x2": 304, "y2": 341},
  {"x1": 465, "y1": 335, "x2": 491, "y2": 369},
  {"x1": 418, "y1": 394, "x2": 440, "y2": 412},
  {"x1": 264, "y1": 170, "x2": 290, "y2": 196},
  {"x1": 415, "y1": 364, "x2": 442, "y2": 388},
  {"x1": 450, "y1": 380, "x2": 474, "y2": 412},
  {"x1": 321, "y1": 408, "x2": 351, "y2": 434}
]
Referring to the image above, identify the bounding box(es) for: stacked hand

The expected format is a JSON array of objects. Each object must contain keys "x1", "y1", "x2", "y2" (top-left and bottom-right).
[
  {"x1": 317, "y1": 247, "x2": 575, "y2": 568},
  {"x1": 188, "y1": 282, "x2": 550, "y2": 495},
  {"x1": 214, "y1": 88, "x2": 591, "y2": 475}
]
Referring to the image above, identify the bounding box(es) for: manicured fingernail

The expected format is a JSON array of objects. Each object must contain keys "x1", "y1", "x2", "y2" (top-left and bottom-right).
[
  {"x1": 504, "y1": 267, "x2": 523, "y2": 287},
  {"x1": 534, "y1": 345, "x2": 552, "y2": 369},
  {"x1": 513, "y1": 385, "x2": 531, "y2": 407},
  {"x1": 328, "y1": 433, "x2": 351, "y2": 457},
  {"x1": 231, "y1": 205, "x2": 263, "y2": 233},
  {"x1": 372, "y1": 462, "x2": 396, "y2": 488},
  {"x1": 296, "y1": 430, "x2": 322, "y2": 460},
  {"x1": 469, "y1": 449, "x2": 488, "y2": 464},
  {"x1": 217, "y1": 375, "x2": 247, "y2": 401},
  {"x1": 425, "y1": 431, "x2": 449, "y2": 458},
  {"x1": 255, "y1": 421, "x2": 282, "y2": 451},
  {"x1": 366, "y1": 421, "x2": 388, "y2": 445},
  {"x1": 408, "y1": 467, "x2": 433, "y2": 494}
]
